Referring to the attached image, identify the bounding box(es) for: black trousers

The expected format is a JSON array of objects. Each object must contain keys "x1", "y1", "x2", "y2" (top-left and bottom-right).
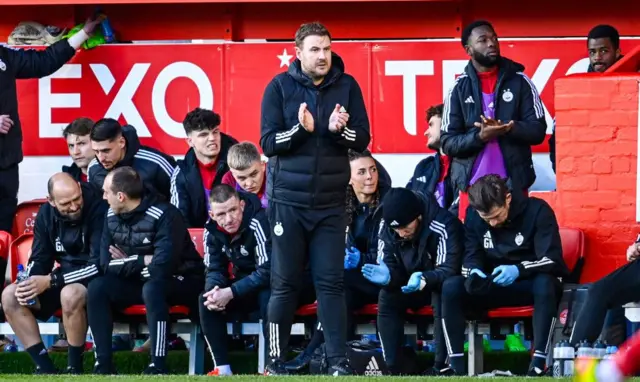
[
  {"x1": 267, "y1": 202, "x2": 347, "y2": 362},
  {"x1": 0, "y1": 165, "x2": 18, "y2": 233},
  {"x1": 87, "y1": 274, "x2": 203, "y2": 368},
  {"x1": 570, "y1": 260, "x2": 640, "y2": 345},
  {"x1": 441, "y1": 274, "x2": 561, "y2": 370},
  {"x1": 199, "y1": 287, "x2": 270, "y2": 367},
  {"x1": 377, "y1": 287, "x2": 445, "y2": 371}
]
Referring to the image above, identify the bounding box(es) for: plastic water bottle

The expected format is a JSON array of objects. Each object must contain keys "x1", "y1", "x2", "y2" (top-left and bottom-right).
[
  {"x1": 553, "y1": 340, "x2": 575, "y2": 377},
  {"x1": 95, "y1": 8, "x2": 115, "y2": 43},
  {"x1": 604, "y1": 346, "x2": 618, "y2": 360},
  {"x1": 576, "y1": 340, "x2": 593, "y2": 359},
  {"x1": 592, "y1": 340, "x2": 607, "y2": 359},
  {"x1": 16, "y1": 264, "x2": 36, "y2": 306}
]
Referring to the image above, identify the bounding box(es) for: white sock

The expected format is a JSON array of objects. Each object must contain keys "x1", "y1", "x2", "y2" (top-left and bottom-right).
[
  {"x1": 596, "y1": 360, "x2": 624, "y2": 382},
  {"x1": 215, "y1": 365, "x2": 232, "y2": 375}
]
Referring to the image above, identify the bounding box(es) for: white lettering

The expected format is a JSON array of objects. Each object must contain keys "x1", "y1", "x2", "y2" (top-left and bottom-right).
[
  {"x1": 385, "y1": 60, "x2": 434, "y2": 135},
  {"x1": 566, "y1": 58, "x2": 590, "y2": 76},
  {"x1": 38, "y1": 64, "x2": 81, "y2": 138},
  {"x1": 530, "y1": 59, "x2": 559, "y2": 134},
  {"x1": 441, "y1": 60, "x2": 468, "y2": 101},
  {"x1": 151, "y1": 62, "x2": 214, "y2": 138}
]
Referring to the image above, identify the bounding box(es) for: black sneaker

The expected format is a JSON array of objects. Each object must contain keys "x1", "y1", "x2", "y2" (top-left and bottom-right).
[
  {"x1": 527, "y1": 366, "x2": 546, "y2": 377},
  {"x1": 64, "y1": 366, "x2": 82, "y2": 375},
  {"x1": 143, "y1": 363, "x2": 167, "y2": 375},
  {"x1": 34, "y1": 367, "x2": 58, "y2": 375},
  {"x1": 93, "y1": 362, "x2": 117, "y2": 375},
  {"x1": 264, "y1": 359, "x2": 289, "y2": 376},
  {"x1": 328, "y1": 358, "x2": 355, "y2": 376},
  {"x1": 423, "y1": 366, "x2": 457, "y2": 376},
  {"x1": 283, "y1": 352, "x2": 312, "y2": 372}
]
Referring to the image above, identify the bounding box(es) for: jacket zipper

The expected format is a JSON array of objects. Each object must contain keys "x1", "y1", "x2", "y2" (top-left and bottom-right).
[{"x1": 311, "y1": 90, "x2": 321, "y2": 208}]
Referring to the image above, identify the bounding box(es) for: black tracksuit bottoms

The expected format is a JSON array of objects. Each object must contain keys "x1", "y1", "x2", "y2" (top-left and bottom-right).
[
  {"x1": 87, "y1": 274, "x2": 203, "y2": 370},
  {"x1": 267, "y1": 202, "x2": 347, "y2": 363},
  {"x1": 570, "y1": 260, "x2": 640, "y2": 345},
  {"x1": 441, "y1": 274, "x2": 561, "y2": 372},
  {"x1": 199, "y1": 287, "x2": 270, "y2": 367},
  {"x1": 377, "y1": 287, "x2": 446, "y2": 372},
  {"x1": 0, "y1": 165, "x2": 18, "y2": 233}
]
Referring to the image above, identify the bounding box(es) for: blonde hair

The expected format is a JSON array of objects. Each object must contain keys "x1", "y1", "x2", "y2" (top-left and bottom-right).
[{"x1": 227, "y1": 142, "x2": 262, "y2": 171}]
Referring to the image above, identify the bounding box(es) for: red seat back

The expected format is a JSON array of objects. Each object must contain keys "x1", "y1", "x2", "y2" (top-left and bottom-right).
[
  {"x1": 188, "y1": 228, "x2": 205, "y2": 258},
  {"x1": 9, "y1": 233, "x2": 34, "y2": 282},
  {"x1": 559, "y1": 227, "x2": 585, "y2": 273},
  {"x1": 0, "y1": 231, "x2": 12, "y2": 262},
  {"x1": 12, "y1": 199, "x2": 47, "y2": 237}
]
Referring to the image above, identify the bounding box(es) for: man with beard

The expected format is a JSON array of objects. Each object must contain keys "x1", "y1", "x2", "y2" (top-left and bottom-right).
[
  {"x1": 259, "y1": 22, "x2": 370, "y2": 375},
  {"x1": 171, "y1": 108, "x2": 238, "y2": 227},
  {"x1": 1, "y1": 173, "x2": 106, "y2": 374},
  {"x1": 407, "y1": 103, "x2": 456, "y2": 213},
  {"x1": 62, "y1": 118, "x2": 95, "y2": 182},
  {"x1": 440, "y1": 20, "x2": 546, "y2": 221}
]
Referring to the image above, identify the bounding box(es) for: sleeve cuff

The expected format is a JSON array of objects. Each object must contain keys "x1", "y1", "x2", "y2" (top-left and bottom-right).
[{"x1": 67, "y1": 29, "x2": 89, "y2": 50}]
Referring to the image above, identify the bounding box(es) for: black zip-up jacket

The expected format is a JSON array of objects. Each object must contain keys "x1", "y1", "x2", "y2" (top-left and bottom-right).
[
  {"x1": 461, "y1": 192, "x2": 569, "y2": 279},
  {"x1": 170, "y1": 133, "x2": 238, "y2": 228},
  {"x1": 260, "y1": 53, "x2": 371, "y2": 209},
  {"x1": 27, "y1": 183, "x2": 107, "y2": 287},
  {"x1": 379, "y1": 191, "x2": 464, "y2": 289},
  {"x1": 62, "y1": 163, "x2": 85, "y2": 182},
  {"x1": 203, "y1": 192, "x2": 270, "y2": 298},
  {"x1": 345, "y1": 163, "x2": 391, "y2": 266},
  {"x1": 406, "y1": 153, "x2": 457, "y2": 214},
  {"x1": 0, "y1": 40, "x2": 78, "y2": 170},
  {"x1": 101, "y1": 193, "x2": 204, "y2": 281},
  {"x1": 88, "y1": 125, "x2": 177, "y2": 200},
  {"x1": 440, "y1": 57, "x2": 547, "y2": 193}
]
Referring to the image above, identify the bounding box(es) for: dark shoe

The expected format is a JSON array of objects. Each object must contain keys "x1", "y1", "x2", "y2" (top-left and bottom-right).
[
  {"x1": 64, "y1": 366, "x2": 82, "y2": 375},
  {"x1": 283, "y1": 352, "x2": 312, "y2": 372},
  {"x1": 264, "y1": 359, "x2": 289, "y2": 376},
  {"x1": 143, "y1": 363, "x2": 167, "y2": 375},
  {"x1": 423, "y1": 366, "x2": 457, "y2": 376},
  {"x1": 93, "y1": 362, "x2": 117, "y2": 375},
  {"x1": 328, "y1": 358, "x2": 356, "y2": 376},
  {"x1": 527, "y1": 366, "x2": 547, "y2": 377},
  {"x1": 34, "y1": 367, "x2": 58, "y2": 375}
]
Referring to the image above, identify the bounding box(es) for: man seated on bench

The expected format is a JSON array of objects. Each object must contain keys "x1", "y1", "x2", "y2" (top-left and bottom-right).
[
  {"x1": 221, "y1": 142, "x2": 268, "y2": 208},
  {"x1": 87, "y1": 167, "x2": 205, "y2": 375},
  {"x1": 441, "y1": 174, "x2": 568, "y2": 376},
  {"x1": 362, "y1": 187, "x2": 464, "y2": 375},
  {"x1": 1, "y1": 173, "x2": 106, "y2": 374},
  {"x1": 199, "y1": 184, "x2": 270, "y2": 376}
]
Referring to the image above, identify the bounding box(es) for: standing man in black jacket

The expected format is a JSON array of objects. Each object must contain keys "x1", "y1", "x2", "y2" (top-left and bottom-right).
[
  {"x1": 259, "y1": 22, "x2": 370, "y2": 375},
  {"x1": 0, "y1": 18, "x2": 100, "y2": 233},
  {"x1": 170, "y1": 108, "x2": 238, "y2": 227},
  {"x1": 88, "y1": 118, "x2": 176, "y2": 200},
  {"x1": 361, "y1": 188, "x2": 464, "y2": 375},
  {"x1": 440, "y1": 20, "x2": 546, "y2": 221},
  {"x1": 87, "y1": 167, "x2": 204, "y2": 375},
  {"x1": 1, "y1": 172, "x2": 106, "y2": 374},
  {"x1": 440, "y1": 175, "x2": 568, "y2": 376},
  {"x1": 62, "y1": 117, "x2": 95, "y2": 182},
  {"x1": 199, "y1": 185, "x2": 271, "y2": 376}
]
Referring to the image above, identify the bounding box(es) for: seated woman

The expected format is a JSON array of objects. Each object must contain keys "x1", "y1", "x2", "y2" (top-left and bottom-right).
[{"x1": 284, "y1": 149, "x2": 389, "y2": 372}]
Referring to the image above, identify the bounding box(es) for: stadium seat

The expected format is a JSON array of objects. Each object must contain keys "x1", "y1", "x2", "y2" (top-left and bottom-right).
[
  {"x1": 9, "y1": 233, "x2": 33, "y2": 281},
  {"x1": 295, "y1": 302, "x2": 318, "y2": 316},
  {"x1": 11, "y1": 198, "x2": 46, "y2": 238},
  {"x1": 0, "y1": 231, "x2": 11, "y2": 263}
]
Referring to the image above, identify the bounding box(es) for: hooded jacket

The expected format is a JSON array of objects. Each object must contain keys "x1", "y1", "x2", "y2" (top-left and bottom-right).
[
  {"x1": 62, "y1": 162, "x2": 86, "y2": 182},
  {"x1": 440, "y1": 57, "x2": 547, "y2": 193},
  {"x1": 170, "y1": 133, "x2": 238, "y2": 228},
  {"x1": 87, "y1": 125, "x2": 177, "y2": 200},
  {"x1": 461, "y1": 191, "x2": 569, "y2": 279},
  {"x1": 406, "y1": 152, "x2": 457, "y2": 214},
  {"x1": 27, "y1": 183, "x2": 107, "y2": 287},
  {"x1": 203, "y1": 192, "x2": 270, "y2": 298},
  {"x1": 260, "y1": 52, "x2": 371, "y2": 209},
  {"x1": 378, "y1": 191, "x2": 465, "y2": 289},
  {"x1": 101, "y1": 193, "x2": 204, "y2": 281}
]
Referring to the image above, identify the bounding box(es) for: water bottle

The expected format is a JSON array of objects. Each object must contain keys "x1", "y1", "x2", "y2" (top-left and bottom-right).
[
  {"x1": 593, "y1": 340, "x2": 607, "y2": 359},
  {"x1": 576, "y1": 340, "x2": 593, "y2": 359},
  {"x1": 553, "y1": 340, "x2": 575, "y2": 377},
  {"x1": 16, "y1": 264, "x2": 36, "y2": 306},
  {"x1": 604, "y1": 346, "x2": 618, "y2": 360},
  {"x1": 95, "y1": 8, "x2": 115, "y2": 43}
]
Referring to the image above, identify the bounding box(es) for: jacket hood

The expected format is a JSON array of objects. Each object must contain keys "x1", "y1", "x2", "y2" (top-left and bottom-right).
[
  {"x1": 465, "y1": 56, "x2": 525, "y2": 77},
  {"x1": 288, "y1": 52, "x2": 345, "y2": 89},
  {"x1": 504, "y1": 186, "x2": 528, "y2": 224},
  {"x1": 183, "y1": 132, "x2": 237, "y2": 167},
  {"x1": 118, "y1": 192, "x2": 158, "y2": 221},
  {"x1": 121, "y1": 125, "x2": 142, "y2": 165}
]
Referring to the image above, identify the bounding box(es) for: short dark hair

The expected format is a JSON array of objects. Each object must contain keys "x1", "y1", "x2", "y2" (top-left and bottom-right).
[
  {"x1": 467, "y1": 174, "x2": 509, "y2": 214},
  {"x1": 109, "y1": 166, "x2": 144, "y2": 200},
  {"x1": 209, "y1": 184, "x2": 239, "y2": 204},
  {"x1": 183, "y1": 108, "x2": 221, "y2": 135},
  {"x1": 587, "y1": 24, "x2": 620, "y2": 50},
  {"x1": 426, "y1": 104, "x2": 444, "y2": 122},
  {"x1": 62, "y1": 117, "x2": 94, "y2": 139},
  {"x1": 90, "y1": 118, "x2": 122, "y2": 142},
  {"x1": 461, "y1": 20, "x2": 494, "y2": 47},
  {"x1": 295, "y1": 22, "x2": 331, "y2": 48},
  {"x1": 348, "y1": 148, "x2": 373, "y2": 162}
]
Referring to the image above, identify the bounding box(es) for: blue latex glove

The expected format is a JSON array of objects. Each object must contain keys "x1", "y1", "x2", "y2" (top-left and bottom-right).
[
  {"x1": 344, "y1": 246, "x2": 361, "y2": 270},
  {"x1": 361, "y1": 262, "x2": 390, "y2": 286},
  {"x1": 401, "y1": 271, "x2": 424, "y2": 294},
  {"x1": 492, "y1": 265, "x2": 520, "y2": 286},
  {"x1": 469, "y1": 269, "x2": 487, "y2": 278}
]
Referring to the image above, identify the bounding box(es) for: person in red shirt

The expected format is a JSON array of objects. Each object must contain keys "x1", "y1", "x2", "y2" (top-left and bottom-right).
[
  {"x1": 62, "y1": 118, "x2": 95, "y2": 183},
  {"x1": 221, "y1": 142, "x2": 268, "y2": 209}
]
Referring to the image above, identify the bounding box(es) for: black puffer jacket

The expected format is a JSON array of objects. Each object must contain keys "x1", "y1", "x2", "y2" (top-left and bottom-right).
[
  {"x1": 101, "y1": 193, "x2": 204, "y2": 281},
  {"x1": 440, "y1": 57, "x2": 547, "y2": 192},
  {"x1": 203, "y1": 192, "x2": 270, "y2": 297},
  {"x1": 62, "y1": 163, "x2": 85, "y2": 182},
  {"x1": 87, "y1": 125, "x2": 177, "y2": 200},
  {"x1": 260, "y1": 52, "x2": 371, "y2": 209}
]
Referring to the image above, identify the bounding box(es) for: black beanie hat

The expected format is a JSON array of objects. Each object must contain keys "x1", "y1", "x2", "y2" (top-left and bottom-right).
[{"x1": 382, "y1": 188, "x2": 422, "y2": 228}]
